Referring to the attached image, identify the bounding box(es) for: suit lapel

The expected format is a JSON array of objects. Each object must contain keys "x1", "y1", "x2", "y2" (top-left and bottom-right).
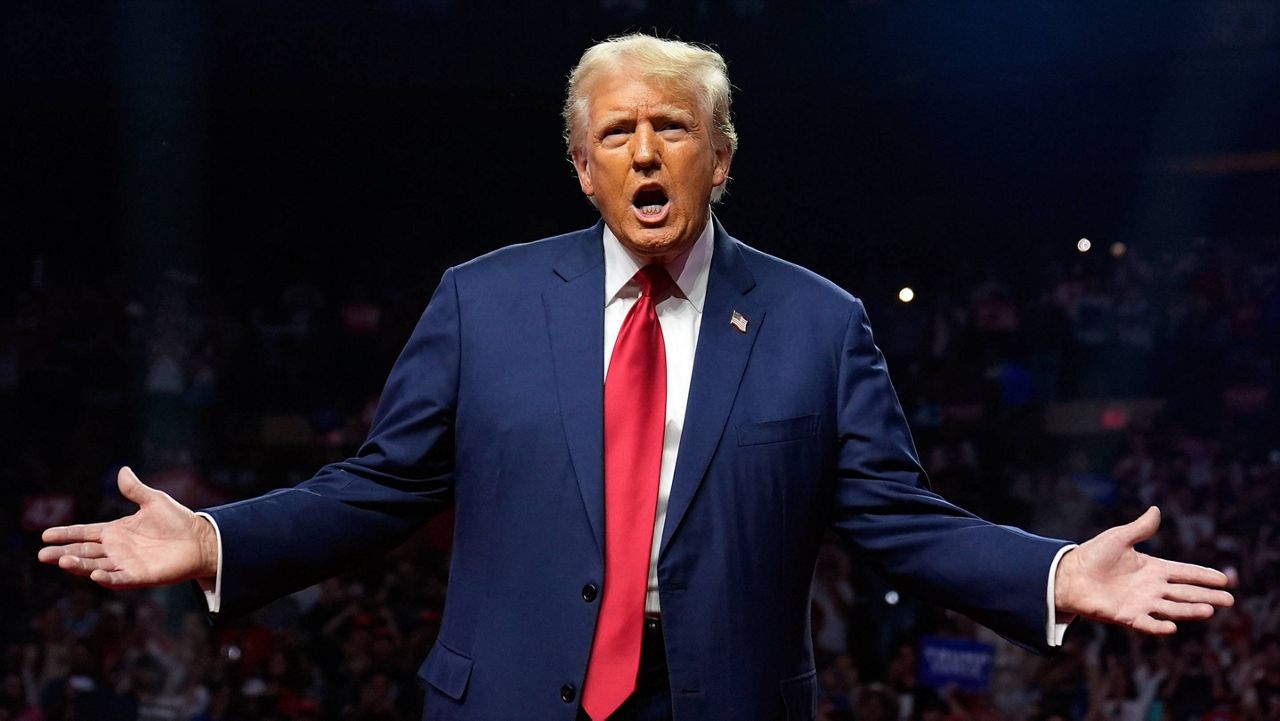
[
  {"x1": 659, "y1": 220, "x2": 764, "y2": 558},
  {"x1": 543, "y1": 222, "x2": 607, "y2": 558}
]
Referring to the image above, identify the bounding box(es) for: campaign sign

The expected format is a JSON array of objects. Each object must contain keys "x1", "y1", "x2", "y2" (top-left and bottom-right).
[{"x1": 918, "y1": 636, "x2": 995, "y2": 691}]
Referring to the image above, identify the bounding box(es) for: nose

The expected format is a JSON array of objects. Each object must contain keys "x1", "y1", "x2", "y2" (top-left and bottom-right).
[{"x1": 631, "y1": 124, "x2": 659, "y2": 170}]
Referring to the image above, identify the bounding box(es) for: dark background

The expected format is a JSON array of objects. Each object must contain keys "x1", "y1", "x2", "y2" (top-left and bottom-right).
[
  {"x1": 6, "y1": 0, "x2": 1278, "y2": 299},
  {"x1": 3, "y1": 2, "x2": 1279, "y2": 721}
]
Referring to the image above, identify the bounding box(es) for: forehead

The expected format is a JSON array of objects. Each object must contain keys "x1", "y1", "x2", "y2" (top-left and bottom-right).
[{"x1": 585, "y1": 68, "x2": 701, "y2": 119}]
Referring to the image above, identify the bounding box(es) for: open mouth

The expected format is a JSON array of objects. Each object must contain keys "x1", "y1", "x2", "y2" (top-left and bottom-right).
[{"x1": 632, "y1": 187, "x2": 669, "y2": 219}]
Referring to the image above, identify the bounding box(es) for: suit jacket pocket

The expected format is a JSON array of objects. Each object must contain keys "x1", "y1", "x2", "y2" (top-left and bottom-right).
[
  {"x1": 417, "y1": 640, "x2": 474, "y2": 701},
  {"x1": 779, "y1": 668, "x2": 818, "y2": 721},
  {"x1": 737, "y1": 414, "x2": 819, "y2": 446}
]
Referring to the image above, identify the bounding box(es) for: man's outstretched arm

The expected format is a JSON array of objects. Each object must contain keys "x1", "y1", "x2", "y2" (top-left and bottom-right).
[
  {"x1": 1053, "y1": 506, "x2": 1233, "y2": 635},
  {"x1": 832, "y1": 298, "x2": 1233, "y2": 649},
  {"x1": 193, "y1": 267, "x2": 459, "y2": 617},
  {"x1": 37, "y1": 466, "x2": 219, "y2": 589},
  {"x1": 38, "y1": 267, "x2": 461, "y2": 616}
]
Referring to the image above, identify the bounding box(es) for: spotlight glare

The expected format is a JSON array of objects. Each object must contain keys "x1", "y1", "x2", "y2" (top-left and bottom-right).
[
  {"x1": 885, "y1": 590, "x2": 900, "y2": 605},
  {"x1": 898, "y1": 287, "x2": 915, "y2": 303},
  {"x1": 1077, "y1": 238, "x2": 1092, "y2": 253},
  {"x1": 1111, "y1": 241, "x2": 1127, "y2": 258}
]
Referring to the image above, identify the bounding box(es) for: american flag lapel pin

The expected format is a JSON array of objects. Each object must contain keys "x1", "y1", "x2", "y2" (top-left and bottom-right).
[{"x1": 730, "y1": 310, "x2": 749, "y2": 333}]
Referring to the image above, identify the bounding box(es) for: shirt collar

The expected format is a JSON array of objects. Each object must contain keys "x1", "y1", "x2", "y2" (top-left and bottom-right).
[{"x1": 602, "y1": 216, "x2": 713, "y2": 313}]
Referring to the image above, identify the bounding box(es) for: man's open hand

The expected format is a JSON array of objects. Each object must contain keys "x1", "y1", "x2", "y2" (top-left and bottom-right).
[
  {"x1": 1054, "y1": 506, "x2": 1234, "y2": 634},
  {"x1": 37, "y1": 467, "x2": 218, "y2": 589}
]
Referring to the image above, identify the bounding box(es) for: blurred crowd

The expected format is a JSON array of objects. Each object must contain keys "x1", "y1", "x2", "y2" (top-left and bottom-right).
[{"x1": 1, "y1": 238, "x2": 1277, "y2": 721}]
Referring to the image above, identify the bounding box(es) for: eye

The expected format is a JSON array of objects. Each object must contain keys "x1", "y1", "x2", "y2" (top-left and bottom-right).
[{"x1": 658, "y1": 121, "x2": 691, "y2": 139}]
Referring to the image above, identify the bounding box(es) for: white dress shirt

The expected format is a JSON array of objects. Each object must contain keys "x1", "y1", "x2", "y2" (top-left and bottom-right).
[
  {"x1": 200, "y1": 215, "x2": 1071, "y2": 644},
  {"x1": 601, "y1": 220, "x2": 713, "y2": 616}
]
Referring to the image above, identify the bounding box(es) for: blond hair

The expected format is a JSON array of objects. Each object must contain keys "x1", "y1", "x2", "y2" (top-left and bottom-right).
[{"x1": 563, "y1": 33, "x2": 738, "y2": 202}]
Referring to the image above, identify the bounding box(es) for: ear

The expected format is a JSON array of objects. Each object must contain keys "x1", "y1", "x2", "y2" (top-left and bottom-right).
[
  {"x1": 572, "y1": 148, "x2": 595, "y2": 198},
  {"x1": 711, "y1": 142, "x2": 733, "y2": 188}
]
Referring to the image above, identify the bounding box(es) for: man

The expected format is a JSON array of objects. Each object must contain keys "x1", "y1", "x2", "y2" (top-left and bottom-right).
[{"x1": 39, "y1": 34, "x2": 1233, "y2": 721}]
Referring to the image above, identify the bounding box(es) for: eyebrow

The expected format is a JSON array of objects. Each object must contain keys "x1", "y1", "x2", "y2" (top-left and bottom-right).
[{"x1": 593, "y1": 106, "x2": 696, "y2": 126}]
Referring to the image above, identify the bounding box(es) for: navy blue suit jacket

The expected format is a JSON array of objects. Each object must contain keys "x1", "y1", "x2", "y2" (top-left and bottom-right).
[{"x1": 204, "y1": 220, "x2": 1069, "y2": 720}]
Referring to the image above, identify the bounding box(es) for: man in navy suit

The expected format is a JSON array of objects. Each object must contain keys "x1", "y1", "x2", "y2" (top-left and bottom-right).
[{"x1": 40, "y1": 34, "x2": 1233, "y2": 721}]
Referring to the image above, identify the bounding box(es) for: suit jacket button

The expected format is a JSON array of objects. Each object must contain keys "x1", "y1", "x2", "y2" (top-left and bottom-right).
[
  {"x1": 560, "y1": 683, "x2": 576, "y2": 703},
  {"x1": 581, "y1": 583, "x2": 598, "y2": 602}
]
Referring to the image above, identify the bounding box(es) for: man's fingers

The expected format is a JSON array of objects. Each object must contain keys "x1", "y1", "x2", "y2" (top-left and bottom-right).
[
  {"x1": 37, "y1": 545, "x2": 67, "y2": 564},
  {"x1": 1165, "y1": 583, "x2": 1234, "y2": 607},
  {"x1": 1119, "y1": 506, "x2": 1161, "y2": 545},
  {"x1": 56, "y1": 555, "x2": 116, "y2": 577},
  {"x1": 1132, "y1": 614, "x2": 1177, "y2": 635},
  {"x1": 1153, "y1": 599, "x2": 1216, "y2": 621},
  {"x1": 37, "y1": 543, "x2": 107, "y2": 564},
  {"x1": 117, "y1": 466, "x2": 156, "y2": 505},
  {"x1": 1163, "y1": 560, "x2": 1230, "y2": 588},
  {"x1": 89, "y1": 569, "x2": 139, "y2": 589},
  {"x1": 41, "y1": 523, "x2": 105, "y2": 545},
  {"x1": 64, "y1": 542, "x2": 107, "y2": 559},
  {"x1": 119, "y1": 465, "x2": 162, "y2": 506}
]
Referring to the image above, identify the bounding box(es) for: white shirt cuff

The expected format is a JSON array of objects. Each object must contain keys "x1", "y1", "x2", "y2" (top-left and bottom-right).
[
  {"x1": 1045, "y1": 543, "x2": 1078, "y2": 646},
  {"x1": 194, "y1": 512, "x2": 223, "y2": 614}
]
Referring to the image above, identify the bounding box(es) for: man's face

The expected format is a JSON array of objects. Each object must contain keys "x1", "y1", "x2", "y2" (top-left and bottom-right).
[{"x1": 573, "y1": 69, "x2": 732, "y2": 264}]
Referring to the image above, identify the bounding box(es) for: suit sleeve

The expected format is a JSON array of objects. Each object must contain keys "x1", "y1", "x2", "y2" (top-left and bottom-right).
[
  {"x1": 828, "y1": 298, "x2": 1071, "y2": 653},
  {"x1": 199, "y1": 268, "x2": 462, "y2": 617}
]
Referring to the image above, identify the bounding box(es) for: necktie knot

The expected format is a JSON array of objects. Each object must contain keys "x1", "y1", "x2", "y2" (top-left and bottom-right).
[{"x1": 635, "y1": 264, "x2": 674, "y2": 300}]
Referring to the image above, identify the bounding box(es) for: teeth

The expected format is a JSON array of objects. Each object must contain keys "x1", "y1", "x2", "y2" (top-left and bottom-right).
[{"x1": 639, "y1": 204, "x2": 665, "y2": 214}]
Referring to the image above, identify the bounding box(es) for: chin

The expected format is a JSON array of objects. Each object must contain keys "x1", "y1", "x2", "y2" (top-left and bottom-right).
[{"x1": 626, "y1": 236, "x2": 683, "y2": 259}]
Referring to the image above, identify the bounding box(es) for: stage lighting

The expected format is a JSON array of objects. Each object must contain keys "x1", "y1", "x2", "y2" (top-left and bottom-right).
[
  {"x1": 1111, "y1": 242, "x2": 1127, "y2": 257},
  {"x1": 898, "y1": 287, "x2": 915, "y2": 303},
  {"x1": 1077, "y1": 238, "x2": 1092, "y2": 253}
]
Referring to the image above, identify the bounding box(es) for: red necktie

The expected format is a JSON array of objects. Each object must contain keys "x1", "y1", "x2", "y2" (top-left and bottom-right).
[{"x1": 582, "y1": 265, "x2": 673, "y2": 720}]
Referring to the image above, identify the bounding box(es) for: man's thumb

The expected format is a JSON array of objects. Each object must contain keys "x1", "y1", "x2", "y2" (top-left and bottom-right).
[
  {"x1": 117, "y1": 466, "x2": 153, "y2": 505},
  {"x1": 1122, "y1": 506, "x2": 1161, "y2": 545}
]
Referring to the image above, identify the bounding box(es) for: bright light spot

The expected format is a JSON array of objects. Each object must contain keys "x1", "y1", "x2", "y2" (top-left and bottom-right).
[
  {"x1": 1077, "y1": 238, "x2": 1092, "y2": 253},
  {"x1": 885, "y1": 590, "x2": 900, "y2": 605},
  {"x1": 1111, "y1": 241, "x2": 1127, "y2": 258},
  {"x1": 898, "y1": 287, "x2": 915, "y2": 303}
]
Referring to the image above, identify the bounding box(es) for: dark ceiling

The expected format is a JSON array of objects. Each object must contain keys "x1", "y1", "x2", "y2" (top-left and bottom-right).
[{"x1": 4, "y1": 0, "x2": 1278, "y2": 302}]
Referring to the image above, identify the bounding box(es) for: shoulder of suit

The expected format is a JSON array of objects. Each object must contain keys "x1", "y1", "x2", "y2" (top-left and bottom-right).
[
  {"x1": 439, "y1": 225, "x2": 867, "y2": 323},
  {"x1": 446, "y1": 226, "x2": 597, "y2": 284},
  {"x1": 729, "y1": 235, "x2": 862, "y2": 313}
]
